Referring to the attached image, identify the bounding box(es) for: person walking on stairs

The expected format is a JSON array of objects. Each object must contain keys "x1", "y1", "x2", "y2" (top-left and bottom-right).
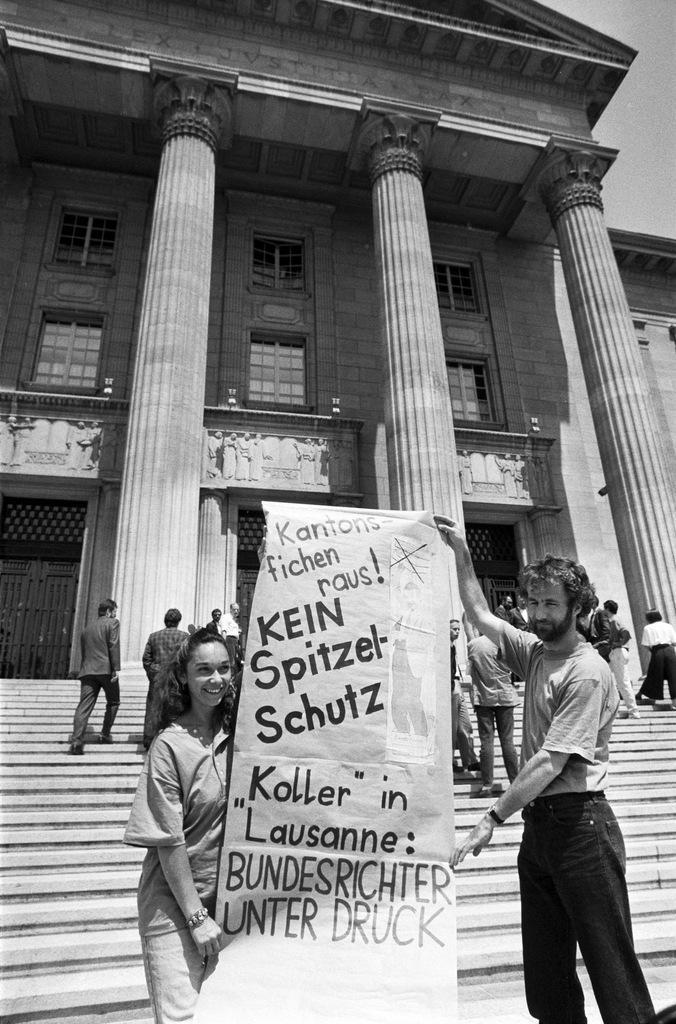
[
  {"x1": 435, "y1": 514, "x2": 654, "y2": 1024},
  {"x1": 68, "y1": 598, "x2": 120, "y2": 755},
  {"x1": 141, "y1": 608, "x2": 189, "y2": 750},
  {"x1": 467, "y1": 631, "x2": 520, "y2": 797},
  {"x1": 450, "y1": 618, "x2": 480, "y2": 775},
  {"x1": 638, "y1": 609, "x2": 676, "y2": 709},
  {"x1": 603, "y1": 599, "x2": 640, "y2": 718}
]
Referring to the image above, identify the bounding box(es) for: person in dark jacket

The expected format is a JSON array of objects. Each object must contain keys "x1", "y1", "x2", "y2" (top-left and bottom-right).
[
  {"x1": 141, "y1": 608, "x2": 189, "y2": 749},
  {"x1": 68, "y1": 599, "x2": 120, "y2": 755}
]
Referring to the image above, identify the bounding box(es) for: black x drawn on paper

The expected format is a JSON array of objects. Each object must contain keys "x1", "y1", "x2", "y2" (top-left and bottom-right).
[{"x1": 390, "y1": 539, "x2": 428, "y2": 582}]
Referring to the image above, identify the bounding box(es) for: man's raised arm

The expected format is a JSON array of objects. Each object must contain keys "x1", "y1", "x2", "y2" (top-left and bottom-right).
[{"x1": 434, "y1": 515, "x2": 506, "y2": 647}]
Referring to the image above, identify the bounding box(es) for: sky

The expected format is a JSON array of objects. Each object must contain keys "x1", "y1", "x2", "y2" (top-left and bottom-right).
[{"x1": 538, "y1": 0, "x2": 676, "y2": 239}]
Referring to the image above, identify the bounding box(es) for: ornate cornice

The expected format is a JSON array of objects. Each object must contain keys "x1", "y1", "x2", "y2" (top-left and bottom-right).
[
  {"x1": 153, "y1": 75, "x2": 233, "y2": 151},
  {"x1": 358, "y1": 113, "x2": 431, "y2": 185},
  {"x1": 537, "y1": 147, "x2": 607, "y2": 225},
  {"x1": 0, "y1": 389, "x2": 129, "y2": 413}
]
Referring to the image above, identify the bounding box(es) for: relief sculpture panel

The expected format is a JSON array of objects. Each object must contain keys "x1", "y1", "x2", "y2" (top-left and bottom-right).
[
  {"x1": 458, "y1": 448, "x2": 553, "y2": 504},
  {"x1": 203, "y1": 429, "x2": 355, "y2": 492},
  {"x1": 0, "y1": 415, "x2": 123, "y2": 477}
]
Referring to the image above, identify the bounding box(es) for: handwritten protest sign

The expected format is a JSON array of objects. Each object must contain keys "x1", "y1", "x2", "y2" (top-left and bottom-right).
[{"x1": 196, "y1": 503, "x2": 455, "y2": 1024}]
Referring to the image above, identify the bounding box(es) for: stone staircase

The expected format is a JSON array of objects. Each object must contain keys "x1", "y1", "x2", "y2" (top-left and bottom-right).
[{"x1": 1, "y1": 680, "x2": 676, "y2": 1023}]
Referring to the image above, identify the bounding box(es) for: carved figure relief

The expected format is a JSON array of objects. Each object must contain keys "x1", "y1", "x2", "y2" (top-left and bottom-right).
[
  {"x1": 457, "y1": 447, "x2": 552, "y2": 503},
  {"x1": 203, "y1": 429, "x2": 355, "y2": 491},
  {"x1": 0, "y1": 416, "x2": 103, "y2": 473},
  {"x1": 66, "y1": 421, "x2": 101, "y2": 470}
]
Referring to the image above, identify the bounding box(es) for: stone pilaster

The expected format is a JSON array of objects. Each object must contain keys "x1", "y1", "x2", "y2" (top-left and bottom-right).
[
  {"x1": 538, "y1": 142, "x2": 676, "y2": 626},
  {"x1": 195, "y1": 490, "x2": 227, "y2": 628},
  {"x1": 361, "y1": 112, "x2": 462, "y2": 518},
  {"x1": 113, "y1": 76, "x2": 232, "y2": 667}
]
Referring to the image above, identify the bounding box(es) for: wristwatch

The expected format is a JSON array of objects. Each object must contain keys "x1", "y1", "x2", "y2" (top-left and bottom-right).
[{"x1": 487, "y1": 804, "x2": 505, "y2": 826}]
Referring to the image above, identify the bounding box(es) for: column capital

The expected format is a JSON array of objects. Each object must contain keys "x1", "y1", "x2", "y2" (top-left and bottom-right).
[
  {"x1": 153, "y1": 74, "x2": 233, "y2": 152},
  {"x1": 536, "y1": 141, "x2": 616, "y2": 226},
  {"x1": 357, "y1": 112, "x2": 432, "y2": 185}
]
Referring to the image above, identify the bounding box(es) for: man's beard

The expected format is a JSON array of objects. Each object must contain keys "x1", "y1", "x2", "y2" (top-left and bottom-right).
[{"x1": 533, "y1": 602, "x2": 576, "y2": 642}]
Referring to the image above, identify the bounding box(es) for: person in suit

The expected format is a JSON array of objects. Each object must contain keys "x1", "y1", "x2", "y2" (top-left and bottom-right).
[
  {"x1": 68, "y1": 599, "x2": 120, "y2": 755},
  {"x1": 495, "y1": 595, "x2": 514, "y2": 622},
  {"x1": 141, "y1": 608, "x2": 189, "y2": 749},
  {"x1": 509, "y1": 594, "x2": 532, "y2": 631},
  {"x1": 205, "y1": 609, "x2": 222, "y2": 637}
]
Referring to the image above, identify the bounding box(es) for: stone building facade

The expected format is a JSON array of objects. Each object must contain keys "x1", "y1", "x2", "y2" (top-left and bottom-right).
[{"x1": 0, "y1": 0, "x2": 674, "y2": 676}]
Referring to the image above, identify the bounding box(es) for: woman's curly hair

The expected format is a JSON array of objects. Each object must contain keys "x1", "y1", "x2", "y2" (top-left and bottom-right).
[
  {"x1": 147, "y1": 628, "x2": 240, "y2": 739},
  {"x1": 518, "y1": 554, "x2": 596, "y2": 616}
]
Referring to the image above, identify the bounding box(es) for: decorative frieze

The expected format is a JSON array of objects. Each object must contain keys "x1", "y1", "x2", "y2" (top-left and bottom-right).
[
  {"x1": 203, "y1": 428, "x2": 356, "y2": 492},
  {"x1": 0, "y1": 415, "x2": 125, "y2": 476},
  {"x1": 455, "y1": 430, "x2": 555, "y2": 506}
]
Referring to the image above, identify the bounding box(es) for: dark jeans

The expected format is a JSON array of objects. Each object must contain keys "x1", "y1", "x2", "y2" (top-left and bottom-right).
[
  {"x1": 518, "y1": 793, "x2": 654, "y2": 1024},
  {"x1": 72, "y1": 674, "x2": 120, "y2": 744},
  {"x1": 474, "y1": 705, "x2": 519, "y2": 786}
]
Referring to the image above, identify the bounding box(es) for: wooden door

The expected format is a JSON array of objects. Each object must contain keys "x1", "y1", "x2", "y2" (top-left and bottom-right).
[{"x1": 0, "y1": 558, "x2": 79, "y2": 678}]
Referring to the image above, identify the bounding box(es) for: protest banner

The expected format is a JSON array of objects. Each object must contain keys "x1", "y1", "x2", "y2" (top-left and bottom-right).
[{"x1": 196, "y1": 502, "x2": 455, "y2": 1024}]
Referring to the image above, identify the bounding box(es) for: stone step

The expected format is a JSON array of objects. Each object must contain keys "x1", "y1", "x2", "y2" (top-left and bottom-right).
[
  {"x1": 1, "y1": 869, "x2": 141, "y2": 901},
  {"x1": 0, "y1": 751, "x2": 147, "y2": 765},
  {"x1": 456, "y1": 889, "x2": 676, "y2": 932},
  {"x1": 1, "y1": 846, "x2": 144, "y2": 873},
  {"x1": 455, "y1": 858, "x2": 676, "y2": 900},
  {"x1": 457, "y1": 916, "x2": 676, "y2": 977},
  {"x1": 0, "y1": 964, "x2": 149, "y2": 1022},
  {"x1": 0, "y1": 896, "x2": 138, "y2": 934}
]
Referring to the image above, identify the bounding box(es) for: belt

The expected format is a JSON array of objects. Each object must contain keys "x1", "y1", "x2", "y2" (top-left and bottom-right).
[
  {"x1": 651, "y1": 643, "x2": 670, "y2": 651},
  {"x1": 529, "y1": 790, "x2": 605, "y2": 809}
]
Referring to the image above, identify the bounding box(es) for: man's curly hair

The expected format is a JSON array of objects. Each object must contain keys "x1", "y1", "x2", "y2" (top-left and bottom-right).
[
  {"x1": 518, "y1": 554, "x2": 596, "y2": 615},
  {"x1": 148, "y1": 627, "x2": 239, "y2": 739}
]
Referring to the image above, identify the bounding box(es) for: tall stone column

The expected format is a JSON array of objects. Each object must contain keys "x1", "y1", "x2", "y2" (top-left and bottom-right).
[
  {"x1": 527, "y1": 505, "x2": 562, "y2": 559},
  {"x1": 361, "y1": 112, "x2": 463, "y2": 519},
  {"x1": 195, "y1": 490, "x2": 227, "y2": 628},
  {"x1": 538, "y1": 142, "x2": 676, "y2": 626},
  {"x1": 113, "y1": 76, "x2": 232, "y2": 667}
]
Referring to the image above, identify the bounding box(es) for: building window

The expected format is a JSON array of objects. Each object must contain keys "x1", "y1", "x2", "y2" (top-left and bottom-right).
[
  {"x1": 253, "y1": 236, "x2": 305, "y2": 290},
  {"x1": 249, "y1": 336, "x2": 306, "y2": 405},
  {"x1": 447, "y1": 361, "x2": 493, "y2": 422},
  {"x1": 55, "y1": 211, "x2": 118, "y2": 267},
  {"x1": 434, "y1": 262, "x2": 479, "y2": 313},
  {"x1": 34, "y1": 319, "x2": 102, "y2": 388}
]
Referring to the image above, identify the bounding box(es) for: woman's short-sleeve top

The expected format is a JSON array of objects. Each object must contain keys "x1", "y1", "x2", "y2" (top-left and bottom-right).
[{"x1": 124, "y1": 724, "x2": 229, "y2": 935}]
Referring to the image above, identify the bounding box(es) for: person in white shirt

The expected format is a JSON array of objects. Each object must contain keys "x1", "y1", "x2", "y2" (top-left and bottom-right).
[
  {"x1": 603, "y1": 599, "x2": 640, "y2": 719},
  {"x1": 220, "y1": 602, "x2": 242, "y2": 671},
  {"x1": 637, "y1": 609, "x2": 676, "y2": 709}
]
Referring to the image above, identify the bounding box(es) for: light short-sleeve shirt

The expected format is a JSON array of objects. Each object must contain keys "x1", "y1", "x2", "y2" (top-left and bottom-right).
[
  {"x1": 641, "y1": 621, "x2": 676, "y2": 648},
  {"x1": 500, "y1": 625, "x2": 619, "y2": 796},
  {"x1": 124, "y1": 724, "x2": 229, "y2": 935}
]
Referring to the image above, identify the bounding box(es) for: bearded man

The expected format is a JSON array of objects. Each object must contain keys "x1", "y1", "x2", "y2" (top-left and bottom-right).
[{"x1": 435, "y1": 514, "x2": 653, "y2": 1024}]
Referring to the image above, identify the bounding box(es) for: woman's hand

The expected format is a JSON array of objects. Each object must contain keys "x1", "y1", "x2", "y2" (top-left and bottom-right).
[{"x1": 190, "y1": 915, "x2": 223, "y2": 958}]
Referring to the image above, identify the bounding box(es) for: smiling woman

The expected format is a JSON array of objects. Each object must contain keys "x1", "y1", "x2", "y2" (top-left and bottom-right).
[{"x1": 124, "y1": 629, "x2": 239, "y2": 1024}]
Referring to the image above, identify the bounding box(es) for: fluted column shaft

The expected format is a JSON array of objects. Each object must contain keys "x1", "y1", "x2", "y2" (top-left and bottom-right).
[
  {"x1": 539, "y1": 146, "x2": 676, "y2": 626},
  {"x1": 527, "y1": 506, "x2": 562, "y2": 560},
  {"x1": 195, "y1": 490, "x2": 227, "y2": 628},
  {"x1": 113, "y1": 77, "x2": 231, "y2": 665},
  {"x1": 363, "y1": 114, "x2": 462, "y2": 517}
]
